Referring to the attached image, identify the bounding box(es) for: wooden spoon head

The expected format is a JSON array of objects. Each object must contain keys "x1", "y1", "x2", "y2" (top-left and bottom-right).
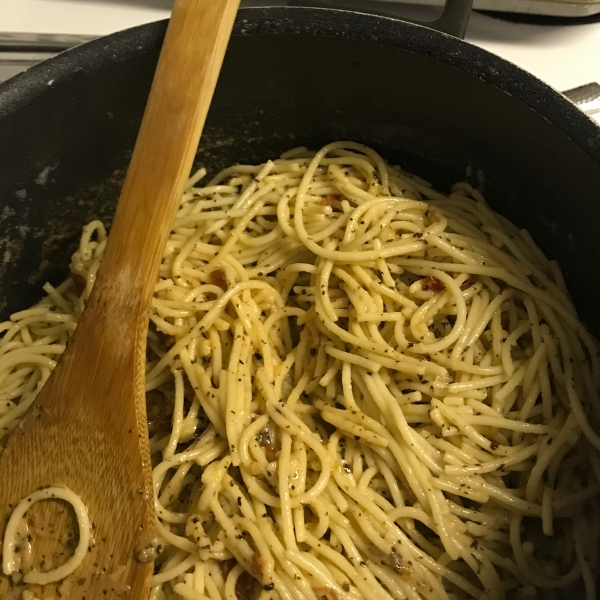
[{"x1": 0, "y1": 305, "x2": 155, "y2": 599}]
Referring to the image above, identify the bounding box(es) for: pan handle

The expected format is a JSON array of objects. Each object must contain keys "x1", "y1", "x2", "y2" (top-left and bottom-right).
[
  {"x1": 287, "y1": 0, "x2": 473, "y2": 39},
  {"x1": 563, "y1": 83, "x2": 600, "y2": 117}
]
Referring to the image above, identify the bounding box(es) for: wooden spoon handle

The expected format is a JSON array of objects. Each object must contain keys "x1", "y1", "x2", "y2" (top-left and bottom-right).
[
  {"x1": 0, "y1": 3, "x2": 240, "y2": 599},
  {"x1": 88, "y1": 0, "x2": 240, "y2": 322}
]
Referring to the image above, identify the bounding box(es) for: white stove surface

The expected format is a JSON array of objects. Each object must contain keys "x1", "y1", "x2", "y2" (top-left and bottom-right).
[{"x1": 1, "y1": 0, "x2": 599, "y2": 121}]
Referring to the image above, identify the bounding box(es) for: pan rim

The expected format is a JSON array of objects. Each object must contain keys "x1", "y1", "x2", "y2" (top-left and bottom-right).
[{"x1": 0, "y1": 5, "x2": 598, "y2": 167}]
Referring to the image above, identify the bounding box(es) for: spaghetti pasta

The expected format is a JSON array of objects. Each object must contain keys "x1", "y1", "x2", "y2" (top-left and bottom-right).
[
  {"x1": 2, "y1": 486, "x2": 90, "y2": 585},
  {"x1": 1, "y1": 142, "x2": 599, "y2": 599}
]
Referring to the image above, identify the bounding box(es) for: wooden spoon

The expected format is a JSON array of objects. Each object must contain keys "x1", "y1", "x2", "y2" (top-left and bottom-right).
[{"x1": 0, "y1": 0, "x2": 240, "y2": 597}]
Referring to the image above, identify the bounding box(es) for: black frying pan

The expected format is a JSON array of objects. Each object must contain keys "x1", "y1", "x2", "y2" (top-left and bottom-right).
[{"x1": 0, "y1": 5, "x2": 599, "y2": 342}]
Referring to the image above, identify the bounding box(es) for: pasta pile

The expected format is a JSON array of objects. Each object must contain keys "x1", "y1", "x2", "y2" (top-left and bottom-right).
[{"x1": 1, "y1": 142, "x2": 600, "y2": 600}]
